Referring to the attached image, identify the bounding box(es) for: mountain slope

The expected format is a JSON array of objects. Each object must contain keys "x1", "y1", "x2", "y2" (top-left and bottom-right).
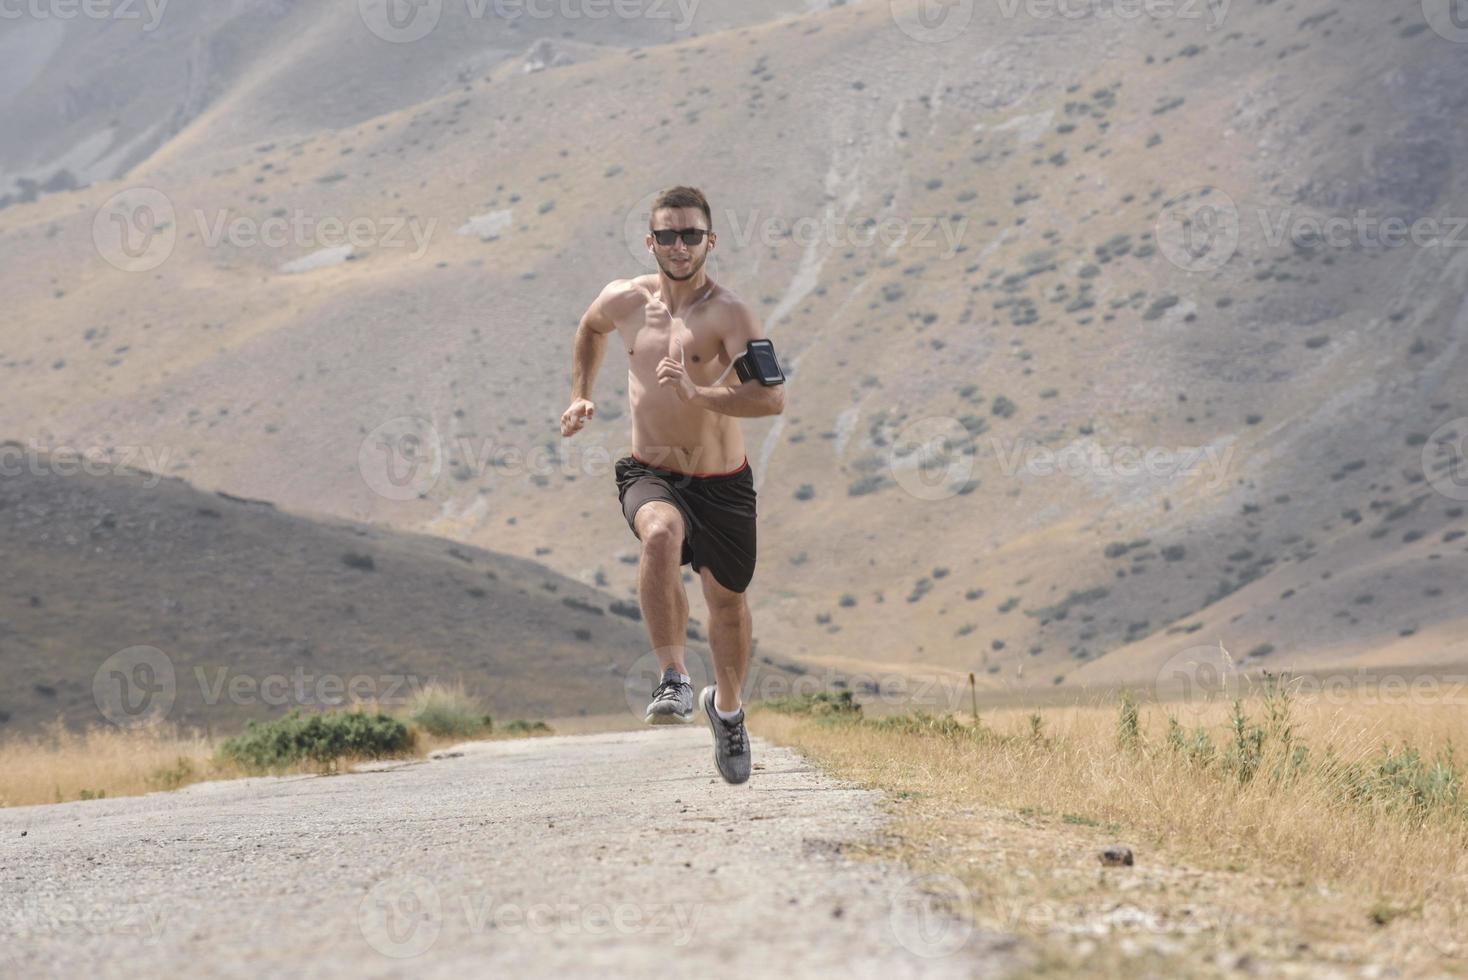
[
  {"x1": 0, "y1": 449, "x2": 806, "y2": 733},
  {"x1": 1, "y1": 0, "x2": 1464, "y2": 695}
]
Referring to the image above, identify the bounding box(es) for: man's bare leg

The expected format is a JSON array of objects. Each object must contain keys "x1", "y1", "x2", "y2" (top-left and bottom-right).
[
  {"x1": 633, "y1": 502, "x2": 689, "y2": 675},
  {"x1": 699, "y1": 567, "x2": 751, "y2": 713}
]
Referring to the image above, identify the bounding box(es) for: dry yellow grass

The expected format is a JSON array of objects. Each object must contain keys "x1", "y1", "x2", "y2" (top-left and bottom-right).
[
  {"x1": 751, "y1": 684, "x2": 1468, "y2": 976},
  {"x1": 1, "y1": 683, "x2": 555, "y2": 809},
  {"x1": 0, "y1": 720, "x2": 240, "y2": 808}
]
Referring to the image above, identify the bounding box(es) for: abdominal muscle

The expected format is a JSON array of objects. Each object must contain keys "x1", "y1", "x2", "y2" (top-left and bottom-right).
[{"x1": 626, "y1": 367, "x2": 746, "y2": 476}]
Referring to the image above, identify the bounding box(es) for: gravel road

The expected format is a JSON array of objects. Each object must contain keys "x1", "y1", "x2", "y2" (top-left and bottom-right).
[{"x1": 1, "y1": 729, "x2": 1021, "y2": 978}]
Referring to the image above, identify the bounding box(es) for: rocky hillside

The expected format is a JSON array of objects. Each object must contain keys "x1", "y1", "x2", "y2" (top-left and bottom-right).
[{"x1": 1, "y1": 0, "x2": 1464, "y2": 702}]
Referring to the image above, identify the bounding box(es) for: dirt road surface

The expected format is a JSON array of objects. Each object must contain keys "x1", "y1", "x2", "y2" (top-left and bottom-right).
[{"x1": 1, "y1": 729, "x2": 1022, "y2": 978}]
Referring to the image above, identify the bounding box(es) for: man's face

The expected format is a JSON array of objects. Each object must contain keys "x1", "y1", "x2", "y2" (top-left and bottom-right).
[{"x1": 647, "y1": 207, "x2": 714, "y2": 281}]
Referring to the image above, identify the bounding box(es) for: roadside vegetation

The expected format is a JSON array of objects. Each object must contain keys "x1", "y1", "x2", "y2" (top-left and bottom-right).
[
  {"x1": 753, "y1": 674, "x2": 1468, "y2": 975},
  {"x1": 0, "y1": 681, "x2": 550, "y2": 807}
]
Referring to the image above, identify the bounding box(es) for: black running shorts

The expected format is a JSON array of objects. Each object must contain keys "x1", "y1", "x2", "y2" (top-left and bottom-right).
[{"x1": 614, "y1": 453, "x2": 758, "y2": 594}]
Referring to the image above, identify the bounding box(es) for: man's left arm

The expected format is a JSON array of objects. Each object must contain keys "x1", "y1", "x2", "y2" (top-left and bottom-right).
[{"x1": 689, "y1": 303, "x2": 785, "y2": 418}]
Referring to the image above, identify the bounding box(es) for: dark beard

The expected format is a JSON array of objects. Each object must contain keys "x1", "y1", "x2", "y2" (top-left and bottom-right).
[{"x1": 661, "y1": 257, "x2": 700, "y2": 281}]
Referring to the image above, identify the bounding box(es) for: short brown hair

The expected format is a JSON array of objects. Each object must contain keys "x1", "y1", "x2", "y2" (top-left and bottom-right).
[{"x1": 650, "y1": 186, "x2": 712, "y2": 231}]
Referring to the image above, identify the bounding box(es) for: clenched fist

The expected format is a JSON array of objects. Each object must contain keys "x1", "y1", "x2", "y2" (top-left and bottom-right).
[
  {"x1": 643, "y1": 293, "x2": 671, "y2": 333},
  {"x1": 657, "y1": 338, "x2": 698, "y2": 403},
  {"x1": 560, "y1": 398, "x2": 595, "y2": 437}
]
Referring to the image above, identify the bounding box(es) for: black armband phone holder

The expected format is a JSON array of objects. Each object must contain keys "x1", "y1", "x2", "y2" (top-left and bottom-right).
[{"x1": 733, "y1": 339, "x2": 785, "y2": 386}]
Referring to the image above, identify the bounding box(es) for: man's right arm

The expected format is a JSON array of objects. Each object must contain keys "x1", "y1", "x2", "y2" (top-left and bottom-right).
[
  {"x1": 570, "y1": 279, "x2": 626, "y2": 401},
  {"x1": 563, "y1": 281, "x2": 634, "y2": 438}
]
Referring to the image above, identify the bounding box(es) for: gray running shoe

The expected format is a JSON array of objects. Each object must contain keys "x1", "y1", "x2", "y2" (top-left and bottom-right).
[
  {"x1": 699, "y1": 685, "x2": 751, "y2": 784},
  {"x1": 645, "y1": 666, "x2": 694, "y2": 724}
]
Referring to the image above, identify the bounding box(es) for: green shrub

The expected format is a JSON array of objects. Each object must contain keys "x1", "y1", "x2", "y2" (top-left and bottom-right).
[
  {"x1": 762, "y1": 690, "x2": 863, "y2": 718},
  {"x1": 1165, "y1": 716, "x2": 1214, "y2": 766},
  {"x1": 871, "y1": 710, "x2": 973, "y2": 738},
  {"x1": 219, "y1": 710, "x2": 413, "y2": 770},
  {"x1": 1116, "y1": 690, "x2": 1140, "y2": 749},
  {"x1": 147, "y1": 756, "x2": 198, "y2": 791},
  {"x1": 501, "y1": 720, "x2": 552, "y2": 735},
  {"x1": 406, "y1": 683, "x2": 492, "y2": 738},
  {"x1": 1337, "y1": 744, "x2": 1464, "y2": 822}
]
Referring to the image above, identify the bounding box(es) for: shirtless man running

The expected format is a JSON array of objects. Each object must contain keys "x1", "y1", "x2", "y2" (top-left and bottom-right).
[{"x1": 559, "y1": 186, "x2": 786, "y2": 784}]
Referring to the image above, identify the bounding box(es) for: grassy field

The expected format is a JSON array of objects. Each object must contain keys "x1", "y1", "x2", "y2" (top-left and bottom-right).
[
  {"x1": 0, "y1": 682, "x2": 552, "y2": 808},
  {"x1": 750, "y1": 676, "x2": 1468, "y2": 977}
]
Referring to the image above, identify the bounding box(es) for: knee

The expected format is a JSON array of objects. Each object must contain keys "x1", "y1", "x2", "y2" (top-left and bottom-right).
[
  {"x1": 707, "y1": 593, "x2": 748, "y2": 622},
  {"x1": 639, "y1": 513, "x2": 684, "y2": 555}
]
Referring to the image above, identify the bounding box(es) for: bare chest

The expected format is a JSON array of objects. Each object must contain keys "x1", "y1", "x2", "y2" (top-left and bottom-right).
[{"x1": 616, "y1": 307, "x2": 729, "y2": 385}]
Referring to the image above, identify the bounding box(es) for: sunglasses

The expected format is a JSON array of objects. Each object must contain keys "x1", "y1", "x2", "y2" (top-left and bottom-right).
[{"x1": 650, "y1": 227, "x2": 709, "y2": 247}]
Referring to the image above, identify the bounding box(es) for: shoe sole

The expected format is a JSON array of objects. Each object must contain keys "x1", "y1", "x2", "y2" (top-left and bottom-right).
[{"x1": 645, "y1": 708, "x2": 694, "y2": 725}]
